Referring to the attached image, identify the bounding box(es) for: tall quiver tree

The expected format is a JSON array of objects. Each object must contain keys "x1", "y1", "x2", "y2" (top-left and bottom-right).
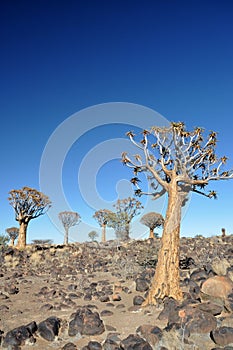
[
  {"x1": 8, "y1": 187, "x2": 51, "y2": 249},
  {"x1": 93, "y1": 209, "x2": 112, "y2": 242},
  {"x1": 6, "y1": 227, "x2": 19, "y2": 246},
  {"x1": 122, "y1": 122, "x2": 233, "y2": 304},
  {"x1": 58, "y1": 211, "x2": 81, "y2": 245},
  {"x1": 140, "y1": 212, "x2": 164, "y2": 238}
]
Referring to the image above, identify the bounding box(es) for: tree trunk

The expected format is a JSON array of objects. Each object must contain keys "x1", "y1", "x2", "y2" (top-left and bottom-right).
[
  {"x1": 101, "y1": 224, "x2": 106, "y2": 242},
  {"x1": 149, "y1": 228, "x2": 154, "y2": 239},
  {"x1": 124, "y1": 223, "x2": 130, "y2": 240},
  {"x1": 143, "y1": 183, "x2": 183, "y2": 305},
  {"x1": 9, "y1": 238, "x2": 15, "y2": 247},
  {"x1": 17, "y1": 221, "x2": 28, "y2": 249},
  {"x1": 64, "y1": 227, "x2": 69, "y2": 245}
]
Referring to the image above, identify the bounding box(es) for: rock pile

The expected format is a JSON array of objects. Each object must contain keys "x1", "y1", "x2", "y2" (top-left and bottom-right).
[{"x1": 0, "y1": 235, "x2": 233, "y2": 349}]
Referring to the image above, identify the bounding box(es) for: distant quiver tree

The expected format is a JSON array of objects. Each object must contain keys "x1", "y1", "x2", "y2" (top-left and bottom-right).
[
  {"x1": 93, "y1": 209, "x2": 112, "y2": 242},
  {"x1": 140, "y1": 212, "x2": 164, "y2": 238},
  {"x1": 8, "y1": 187, "x2": 51, "y2": 249},
  {"x1": 5, "y1": 227, "x2": 19, "y2": 246},
  {"x1": 122, "y1": 122, "x2": 233, "y2": 304},
  {"x1": 107, "y1": 197, "x2": 143, "y2": 240},
  {"x1": 58, "y1": 211, "x2": 81, "y2": 245}
]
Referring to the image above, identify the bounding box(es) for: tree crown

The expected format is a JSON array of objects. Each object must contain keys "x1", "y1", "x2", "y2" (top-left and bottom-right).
[
  {"x1": 8, "y1": 187, "x2": 51, "y2": 222},
  {"x1": 123, "y1": 122, "x2": 233, "y2": 200}
]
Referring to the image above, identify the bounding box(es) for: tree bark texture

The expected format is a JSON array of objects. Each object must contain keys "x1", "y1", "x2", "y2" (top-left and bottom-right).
[
  {"x1": 64, "y1": 227, "x2": 69, "y2": 245},
  {"x1": 149, "y1": 228, "x2": 154, "y2": 239},
  {"x1": 143, "y1": 183, "x2": 183, "y2": 305},
  {"x1": 101, "y1": 224, "x2": 106, "y2": 242},
  {"x1": 17, "y1": 221, "x2": 28, "y2": 249}
]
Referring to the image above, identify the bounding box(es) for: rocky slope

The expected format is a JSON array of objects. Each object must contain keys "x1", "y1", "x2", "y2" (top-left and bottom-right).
[{"x1": 0, "y1": 235, "x2": 233, "y2": 349}]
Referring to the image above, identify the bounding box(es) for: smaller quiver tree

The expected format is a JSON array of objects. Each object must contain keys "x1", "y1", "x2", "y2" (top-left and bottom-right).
[
  {"x1": 93, "y1": 209, "x2": 112, "y2": 242},
  {"x1": 140, "y1": 212, "x2": 164, "y2": 238},
  {"x1": 6, "y1": 227, "x2": 19, "y2": 246},
  {"x1": 113, "y1": 197, "x2": 143, "y2": 240},
  {"x1": 8, "y1": 187, "x2": 51, "y2": 249},
  {"x1": 58, "y1": 211, "x2": 81, "y2": 244},
  {"x1": 88, "y1": 230, "x2": 99, "y2": 242}
]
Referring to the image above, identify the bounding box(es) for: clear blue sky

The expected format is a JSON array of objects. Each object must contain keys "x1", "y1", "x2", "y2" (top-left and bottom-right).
[{"x1": 1, "y1": 0, "x2": 233, "y2": 243}]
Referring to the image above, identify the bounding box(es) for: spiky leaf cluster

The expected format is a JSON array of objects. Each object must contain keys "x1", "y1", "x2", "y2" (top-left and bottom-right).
[
  {"x1": 122, "y1": 122, "x2": 233, "y2": 199},
  {"x1": 8, "y1": 187, "x2": 51, "y2": 223}
]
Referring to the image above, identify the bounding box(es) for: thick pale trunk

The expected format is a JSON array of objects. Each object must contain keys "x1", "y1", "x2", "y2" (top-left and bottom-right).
[
  {"x1": 17, "y1": 221, "x2": 28, "y2": 249},
  {"x1": 101, "y1": 224, "x2": 106, "y2": 242},
  {"x1": 149, "y1": 228, "x2": 154, "y2": 239},
  {"x1": 64, "y1": 227, "x2": 69, "y2": 245},
  {"x1": 144, "y1": 184, "x2": 183, "y2": 305}
]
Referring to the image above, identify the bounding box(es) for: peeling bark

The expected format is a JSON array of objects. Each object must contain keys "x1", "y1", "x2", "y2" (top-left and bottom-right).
[
  {"x1": 143, "y1": 182, "x2": 183, "y2": 305},
  {"x1": 17, "y1": 221, "x2": 29, "y2": 249}
]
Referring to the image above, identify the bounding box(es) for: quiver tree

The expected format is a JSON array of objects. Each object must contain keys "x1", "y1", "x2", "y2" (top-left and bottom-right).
[
  {"x1": 5, "y1": 227, "x2": 19, "y2": 246},
  {"x1": 58, "y1": 211, "x2": 81, "y2": 244},
  {"x1": 93, "y1": 209, "x2": 112, "y2": 242},
  {"x1": 8, "y1": 187, "x2": 51, "y2": 249},
  {"x1": 88, "y1": 230, "x2": 99, "y2": 242},
  {"x1": 140, "y1": 212, "x2": 164, "y2": 238},
  {"x1": 122, "y1": 122, "x2": 233, "y2": 304},
  {"x1": 107, "y1": 197, "x2": 143, "y2": 240}
]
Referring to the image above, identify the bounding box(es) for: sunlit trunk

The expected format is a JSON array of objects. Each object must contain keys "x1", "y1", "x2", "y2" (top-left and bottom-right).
[
  {"x1": 17, "y1": 221, "x2": 28, "y2": 249},
  {"x1": 149, "y1": 228, "x2": 154, "y2": 239},
  {"x1": 64, "y1": 227, "x2": 69, "y2": 245},
  {"x1": 143, "y1": 183, "x2": 183, "y2": 305},
  {"x1": 101, "y1": 223, "x2": 106, "y2": 242}
]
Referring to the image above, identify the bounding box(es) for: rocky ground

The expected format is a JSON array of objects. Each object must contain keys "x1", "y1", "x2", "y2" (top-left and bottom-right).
[{"x1": 1, "y1": 235, "x2": 233, "y2": 349}]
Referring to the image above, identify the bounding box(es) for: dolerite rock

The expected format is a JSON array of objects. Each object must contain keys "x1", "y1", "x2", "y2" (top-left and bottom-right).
[
  {"x1": 68, "y1": 306, "x2": 105, "y2": 336},
  {"x1": 62, "y1": 343, "x2": 77, "y2": 350},
  {"x1": 201, "y1": 276, "x2": 233, "y2": 306},
  {"x1": 103, "y1": 338, "x2": 120, "y2": 350},
  {"x1": 185, "y1": 309, "x2": 217, "y2": 335},
  {"x1": 133, "y1": 295, "x2": 145, "y2": 306},
  {"x1": 38, "y1": 316, "x2": 60, "y2": 341},
  {"x1": 0, "y1": 329, "x2": 4, "y2": 345},
  {"x1": 120, "y1": 334, "x2": 153, "y2": 350},
  {"x1": 2, "y1": 323, "x2": 36, "y2": 348},
  {"x1": 87, "y1": 340, "x2": 102, "y2": 349},
  {"x1": 135, "y1": 278, "x2": 150, "y2": 292},
  {"x1": 136, "y1": 325, "x2": 163, "y2": 346},
  {"x1": 211, "y1": 327, "x2": 233, "y2": 346}
]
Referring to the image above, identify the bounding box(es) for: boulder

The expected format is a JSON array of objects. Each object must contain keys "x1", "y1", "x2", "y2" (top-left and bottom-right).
[
  {"x1": 68, "y1": 306, "x2": 105, "y2": 336},
  {"x1": 211, "y1": 327, "x2": 233, "y2": 346},
  {"x1": 201, "y1": 276, "x2": 233, "y2": 305},
  {"x1": 38, "y1": 316, "x2": 60, "y2": 341},
  {"x1": 120, "y1": 334, "x2": 153, "y2": 350},
  {"x1": 2, "y1": 324, "x2": 36, "y2": 348}
]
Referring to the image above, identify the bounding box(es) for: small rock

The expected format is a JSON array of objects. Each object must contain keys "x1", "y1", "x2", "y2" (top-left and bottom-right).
[
  {"x1": 120, "y1": 334, "x2": 153, "y2": 350},
  {"x1": 103, "y1": 338, "x2": 120, "y2": 350},
  {"x1": 62, "y1": 343, "x2": 77, "y2": 350},
  {"x1": 112, "y1": 294, "x2": 121, "y2": 301},
  {"x1": 87, "y1": 340, "x2": 102, "y2": 350},
  {"x1": 211, "y1": 327, "x2": 233, "y2": 346},
  {"x1": 135, "y1": 278, "x2": 149, "y2": 292},
  {"x1": 133, "y1": 295, "x2": 145, "y2": 306}
]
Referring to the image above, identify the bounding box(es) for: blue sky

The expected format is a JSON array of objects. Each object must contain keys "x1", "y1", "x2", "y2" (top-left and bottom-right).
[{"x1": 1, "y1": 0, "x2": 233, "y2": 243}]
